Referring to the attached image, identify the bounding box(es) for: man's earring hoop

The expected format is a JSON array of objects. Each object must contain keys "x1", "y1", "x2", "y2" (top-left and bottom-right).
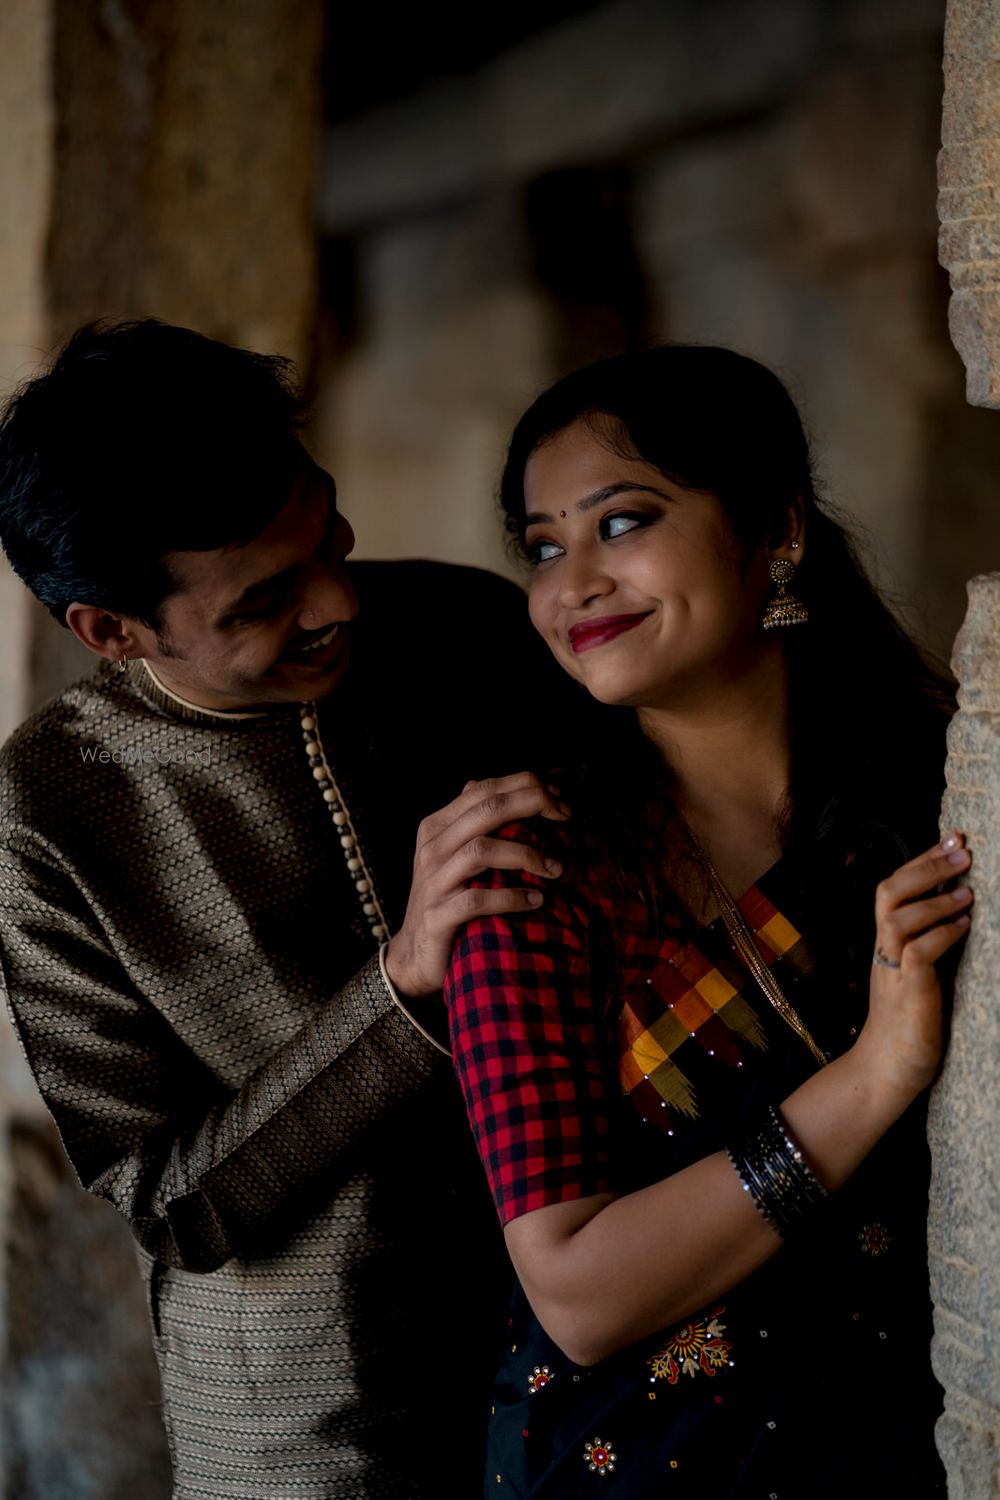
[
  {"x1": 117, "y1": 654, "x2": 128, "y2": 673},
  {"x1": 761, "y1": 558, "x2": 808, "y2": 630}
]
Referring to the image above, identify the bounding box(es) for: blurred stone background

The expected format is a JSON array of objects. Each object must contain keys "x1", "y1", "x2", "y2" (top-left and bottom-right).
[{"x1": 0, "y1": 0, "x2": 997, "y2": 1495}]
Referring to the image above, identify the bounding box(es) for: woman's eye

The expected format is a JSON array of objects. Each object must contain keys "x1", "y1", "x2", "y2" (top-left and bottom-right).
[
  {"x1": 528, "y1": 539, "x2": 564, "y2": 564},
  {"x1": 601, "y1": 512, "x2": 645, "y2": 540}
]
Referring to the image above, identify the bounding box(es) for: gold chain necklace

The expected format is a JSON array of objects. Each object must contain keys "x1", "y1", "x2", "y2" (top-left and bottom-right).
[{"x1": 685, "y1": 831, "x2": 828, "y2": 1069}]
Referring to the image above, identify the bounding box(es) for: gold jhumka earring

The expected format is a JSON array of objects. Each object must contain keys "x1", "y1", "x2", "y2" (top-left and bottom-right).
[{"x1": 761, "y1": 558, "x2": 808, "y2": 630}]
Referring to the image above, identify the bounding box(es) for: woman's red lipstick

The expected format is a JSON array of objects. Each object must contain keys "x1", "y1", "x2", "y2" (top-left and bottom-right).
[{"x1": 568, "y1": 612, "x2": 652, "y2": 654}]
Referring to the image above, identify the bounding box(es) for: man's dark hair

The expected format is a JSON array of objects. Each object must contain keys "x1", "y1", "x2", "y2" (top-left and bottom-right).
[{"x1": 0, "y1": 319, "x2": 308, "y2": 628}]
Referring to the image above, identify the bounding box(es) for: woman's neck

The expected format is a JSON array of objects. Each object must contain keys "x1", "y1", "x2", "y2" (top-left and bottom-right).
[{"x1": 639, "y1": 654, "x2": 792, "y2": 893}]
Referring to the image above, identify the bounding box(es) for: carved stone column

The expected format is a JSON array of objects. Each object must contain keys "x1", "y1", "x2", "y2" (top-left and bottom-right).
[
  {"x1": 939, "y1": 0, "x2": 1000, "y2": 410},
  {"x1": 932, "y1": 3, "x2": 1000, "y2": 1494},
  {"x1": 932, "y1": 579, "x2": 1000, "y2": 1496},
  {"x1": 35, "y1": 0, "x2": 326, "y2": 705}
]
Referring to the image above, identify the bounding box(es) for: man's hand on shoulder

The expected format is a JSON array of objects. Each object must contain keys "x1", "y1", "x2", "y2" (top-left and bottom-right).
[{"x1": 383, "y1": 773, "x2": 569, "y2": 998}]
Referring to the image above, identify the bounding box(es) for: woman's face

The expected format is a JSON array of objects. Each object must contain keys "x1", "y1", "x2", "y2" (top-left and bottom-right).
[{"x1": 522, "y1": 419, "x2": 780, "y2": 712}]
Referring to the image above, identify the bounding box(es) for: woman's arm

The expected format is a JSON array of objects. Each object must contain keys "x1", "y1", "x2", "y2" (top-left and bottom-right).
[{"x1": 454, "y1": 836, "x2": 971, "y2": 1368}]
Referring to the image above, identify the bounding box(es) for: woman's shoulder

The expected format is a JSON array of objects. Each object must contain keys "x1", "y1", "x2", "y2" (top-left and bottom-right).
[
  {"x1": 495, "y1": 816, "x2": 571, "y2": 852},
  {"x1": 491, "y1": 817, "x2": 593, "y2": 915},
  {"x1": 491, "y1": 817, "x2": 653, "y2": 949},
  {"x1": 494, "y1": 818, "x2": 606, "y2": 898}
]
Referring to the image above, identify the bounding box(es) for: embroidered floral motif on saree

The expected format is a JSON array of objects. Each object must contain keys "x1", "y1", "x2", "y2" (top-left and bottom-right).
[{"x1": 647, "y1": 1306, "x2": 733, "y2": 1386}]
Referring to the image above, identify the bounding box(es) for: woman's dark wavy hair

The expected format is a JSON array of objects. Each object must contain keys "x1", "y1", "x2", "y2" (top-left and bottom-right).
[
  {"x1": 500, "y1": 344, "x2": 955, "y2": 977},
  {"x1": 0, "y1": 318, "x2": 308, "y2": 629}
]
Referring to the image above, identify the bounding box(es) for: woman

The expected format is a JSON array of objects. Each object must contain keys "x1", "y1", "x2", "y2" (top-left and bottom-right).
[{"x1": 443, "y1": 346, "x2": 967, "y2": 1497}]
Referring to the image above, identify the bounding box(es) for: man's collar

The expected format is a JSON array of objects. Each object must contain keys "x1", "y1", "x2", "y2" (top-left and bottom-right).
[{"x1": 130, "y1": 659, "x2": 290, "y2": 724}]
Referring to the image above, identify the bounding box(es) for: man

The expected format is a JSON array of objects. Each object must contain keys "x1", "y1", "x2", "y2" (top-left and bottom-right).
[{"x1": 0, "y1": 320, "x2": 571, "y2": 1497}]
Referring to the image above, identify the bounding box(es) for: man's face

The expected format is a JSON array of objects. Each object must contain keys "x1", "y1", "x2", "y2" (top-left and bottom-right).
[{"x1": 134, "y1": 458, "x2": 359, "y2": 710}]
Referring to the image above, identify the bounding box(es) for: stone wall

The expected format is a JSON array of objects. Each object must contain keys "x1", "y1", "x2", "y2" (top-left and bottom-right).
[
  {"x1": 933, "y1": 579, "x2": 1000, "y2": 1497},
  {"x1": 939, "y1": 0, "x2": 1000, "y2": 407},
  {"x1": 0, "y1": 0, "x2": 48, "y2": 744},
  {"x1": 33, "y1": 0, "x2": 325, "y2": 708},
  {"x1": 4, "y1": 1120, "x2": 172, "y2": 1500},
  {"x1": 931, "y1": 3, "x2": 1000, "y2": 1494},
  {"x1": 0, "y1": 7, "x2": 62, "y2": 1497}
]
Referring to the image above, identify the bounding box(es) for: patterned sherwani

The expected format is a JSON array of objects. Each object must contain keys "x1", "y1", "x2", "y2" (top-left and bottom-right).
[{"x1": 0, "y1": 562, "x2": 557, "y2": 1499}]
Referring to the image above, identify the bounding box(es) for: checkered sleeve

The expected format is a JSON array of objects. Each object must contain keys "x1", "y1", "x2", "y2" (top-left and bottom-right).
[{"x1": 443, "y1": 822, "x2": 613, "y2": 1225}]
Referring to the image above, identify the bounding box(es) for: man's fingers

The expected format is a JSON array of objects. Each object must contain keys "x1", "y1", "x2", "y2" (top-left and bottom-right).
[
  {"x1": 449, "y1": 885, "x2": 546, "y2": 921},
  {"x1": 421, "y1": 773, "x2": 567, "y2": 845},
  {"x1": 449, "y1": 834, "x2": 563, "y2": 884},
  {"x1": 426, "y1": 784, "x2": 568, "y2": 863},
  {"x1": 459, "y1": 773, "x2": 561, "y2": 804},
  {"x1": 458, "y1": 774, "x2": 569, "y2": 824}
]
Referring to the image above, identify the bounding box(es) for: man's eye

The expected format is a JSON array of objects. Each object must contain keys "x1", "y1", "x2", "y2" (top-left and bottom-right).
[
  {"x1": 602, "y1": 512, "x2": 645, "y2": 539},
  {"x1": 528, "y1": 539, "x2": 564, "y2": 564},
  {"x1": 233, "y1": 595, "x2": 285, "y2": 625}
]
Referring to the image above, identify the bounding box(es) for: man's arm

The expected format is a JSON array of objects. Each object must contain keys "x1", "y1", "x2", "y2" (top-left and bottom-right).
[
  {"x1": 0, "y1": 826, "x2": 444, "y2": 1271},
  {"x1": 0, "y1": 768, "x2": 568, "y2": 1273}
]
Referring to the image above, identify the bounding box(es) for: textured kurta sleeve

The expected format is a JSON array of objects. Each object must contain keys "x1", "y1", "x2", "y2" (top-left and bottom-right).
[
  {"x1": 0, "y1": 827, "x2": 442, "y2": 1273},
  {"x1": 444, "y1": 823, "x2": 613, "y2": 1225}
]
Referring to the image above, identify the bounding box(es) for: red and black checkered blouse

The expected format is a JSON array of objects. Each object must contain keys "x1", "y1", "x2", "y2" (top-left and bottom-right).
[
  {"x1": 443, "y1": 821, "x2": 832, "y2": 1226},
  {"x1": 443, "y1": 819, "x2": 946, "y2": 1499}
]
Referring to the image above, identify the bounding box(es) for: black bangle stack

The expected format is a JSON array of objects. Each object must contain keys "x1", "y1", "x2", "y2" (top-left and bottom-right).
[{"x1": 726, "y1": 1103, "x2": 829, "y2": 1239}]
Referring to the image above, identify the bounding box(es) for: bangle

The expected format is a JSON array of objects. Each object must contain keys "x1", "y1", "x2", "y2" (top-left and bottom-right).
[{"x1": 726, "y1": 1104, "x2": 829, "y2": 1238}]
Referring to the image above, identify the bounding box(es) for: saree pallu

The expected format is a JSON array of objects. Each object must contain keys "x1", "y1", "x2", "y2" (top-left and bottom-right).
[{"x1": 482, "y1": 861, "x2": 945, "y2": 1499}]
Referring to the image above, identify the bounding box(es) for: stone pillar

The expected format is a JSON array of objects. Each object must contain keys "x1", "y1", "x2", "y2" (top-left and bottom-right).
[
  {"x1": 36, "y1": 0, "x2": 326, "y2": 706},
  {"x1": 939, "y1": 0, "x2": 1000, "y2": 409},
  {"x1": 932, "y1": 3, "x2": 1000, "y2": 1494},
  {"x1": 0, "y1": 7, "x2": 58, "y2": 1498},
  {"x1": 932, "y1": 582, "x2": 1000, "y2": 1496},
  {"x1": 0, "y1": 3, "x2": 325, "y2": 1494},
  {"x1": 48, "y1": 0, "x2": 322, "y2": 362},
  {"x1": 0, "y1": 0, "x2": 48, "y2": 744}
]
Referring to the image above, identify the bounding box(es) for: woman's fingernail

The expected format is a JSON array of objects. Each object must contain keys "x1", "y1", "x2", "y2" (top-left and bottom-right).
[
  {"x1": 947, "y1": 849, "x2": 969, "y2": 865},
  {"x1": 545, "y1": 859, "x2": 563, "y2": 876},
  {"x1": 957, "y1": 913, "x2": 971, "y2": 928},
  {"x1": 942, "y1": 833, "x2": 960, "y2": 851},
  {"x1": 953, "y1": 885, "x2": 972, "y2": 902},
  {"x1": 527, "y1": 890, "x2": 543, "y2": 906}
]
